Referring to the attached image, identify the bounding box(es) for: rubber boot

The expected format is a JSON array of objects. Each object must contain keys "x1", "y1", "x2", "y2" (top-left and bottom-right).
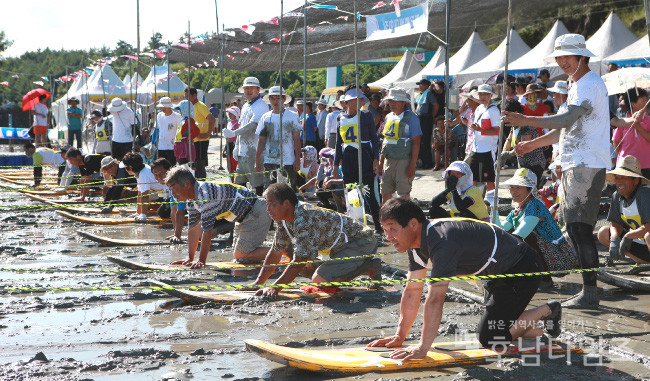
[
  {"x1": 562, "y1": 285, "x2": 599, "y2": 309},
  {"x1": 544, "y1": 301, "x2": 562, "y2": 337}
]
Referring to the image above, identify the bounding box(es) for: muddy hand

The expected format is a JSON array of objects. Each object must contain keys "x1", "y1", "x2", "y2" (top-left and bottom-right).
[
  {"x1": 257, "y1": 287, "x2": 279, "y2": 298},
  {"x1": 367, "y1": 335, "x2": 404, "y2": 348},
  {"x1": 389, "y1": 345, "x2": 428, "y2": 361}
]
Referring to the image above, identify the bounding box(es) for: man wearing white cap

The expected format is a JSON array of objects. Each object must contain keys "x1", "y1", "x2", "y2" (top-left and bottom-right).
[
  {"x1": 503, "y1": 33, "x2": 610, "y2": 309},
  {"x1": 254, "y1": 86, "x2": 302, "y2": 188},
  {"x1": 107, "y1": 97, "x2": 137, "y2": 161},
  {"x1": 154, "y1": 97, "x2": 183, "y2": 165},
  {"x1": 467, "y1": 84, "x2": 500, "y2": 191},
  {"x1": 223, "y1": 77, "x2": 269, "y2": 196},
  {"x1": 324, "y1": 100, "x2": 341, "y2": 148},
  {"x1": 316, "y1": 98, "x2": 329, "y2": 150},
  {"x1": 333, "y1": 85, "x2": 382, "y2": 235},
  {"x1": 378, "y1": 88, "x2": 422, "y2": 204}
]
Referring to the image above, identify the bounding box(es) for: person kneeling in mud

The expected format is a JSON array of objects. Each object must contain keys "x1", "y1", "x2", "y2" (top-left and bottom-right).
[
  {"x1": 429, "y1": 161, "x2": 489, "y2": 221},
  {"x1": 165, "y1": 166, "x2": 273, "y2": 268},
  {"x1": 248, "y1": 182, "x2": 382, "y2": 298},
  {"x1": 368, "y1": 198, "x2": 561, "y2": 359},
  {"x1": 493, "y1": 168, "x2": 578, "y2": 273},
  {"x1": 598, "y1": 156, "x2": 650, "y2": 265}
]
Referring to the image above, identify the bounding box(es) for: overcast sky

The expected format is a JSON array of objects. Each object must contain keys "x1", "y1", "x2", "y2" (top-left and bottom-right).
[{"x1": 2, "y1": 0, "x2": 306, "y2": 57}]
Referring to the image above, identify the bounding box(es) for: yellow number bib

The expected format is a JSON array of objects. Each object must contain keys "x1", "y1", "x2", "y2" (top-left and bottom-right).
[
  {"x1": 382, "y1": 119, "x2": 400, "y2": 143},
  {"x1": 340, "y1": 116, "x2": 359, "y2": 148}
]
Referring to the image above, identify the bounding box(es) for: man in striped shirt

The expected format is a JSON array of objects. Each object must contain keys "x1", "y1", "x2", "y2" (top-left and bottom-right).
[{"x1": 165, "y1": 166, "x2": 274, "y2": 268}]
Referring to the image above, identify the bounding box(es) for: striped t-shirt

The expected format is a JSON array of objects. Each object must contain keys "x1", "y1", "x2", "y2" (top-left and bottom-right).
[{"x1": 187, "y1": 181, "x2": 257, "y2": 231}]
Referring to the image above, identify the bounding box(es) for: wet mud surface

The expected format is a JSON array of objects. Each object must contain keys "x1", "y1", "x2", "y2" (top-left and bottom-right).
[{"x1": 1, "y1": 186, "x2": 650, "y2": 380}]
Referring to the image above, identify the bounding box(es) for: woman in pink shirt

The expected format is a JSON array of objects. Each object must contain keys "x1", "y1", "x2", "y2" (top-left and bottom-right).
[{"x1": 613, "y1": 87, "x2": 650, "y2": 178}]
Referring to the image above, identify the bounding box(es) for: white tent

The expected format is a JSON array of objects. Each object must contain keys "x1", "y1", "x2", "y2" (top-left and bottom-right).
[
  {"x1": 587, "y1": 12, "x2": 638, "y2": 74},
  {"x1": 368, "y1": 51, "x2": 423, "y2": 88},
  {"x1": 81, "y1": 64, "x2": 130, "y2": 103},
  {"x1": 122, "y1": 73, "x2": 131, "y2": 87},
  {"x1": 508, "y1": 20, "x2": 570, "y2": 78},
  {"x1": 137, "y1": 62, "x2": 187, "y2": 103},
  {"x1": 605, "y1": 35, "x2": 650, "y2": 67},
  {"x1": 396, "y1": 45, "x2": 446, "y2": 88},
  {"x1": 453, "y1": 28, "x2": 531, "y2": 87},
  {"x1": 127, "y1": 72, "x2": 143, "y2": 93},
  {"x1": 426, "y1": 30, "x2": 491, "y2": 83}
]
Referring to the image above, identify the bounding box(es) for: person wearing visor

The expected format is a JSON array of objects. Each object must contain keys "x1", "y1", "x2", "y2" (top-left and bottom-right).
[{"x1": 503, "y1": 33, "x2": 610, "y2": 309}]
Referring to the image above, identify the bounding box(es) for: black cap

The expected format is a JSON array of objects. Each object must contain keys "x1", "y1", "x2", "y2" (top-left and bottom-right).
[
  {"x1": 539, "y1": 69, "x2": 550, "y2": 76},
  {"x1": 90, "y1": 110, "x2": 102, "y2": 118},
  {"x1": 416, "y1": 79, "x2": 431, "y2": 86}
]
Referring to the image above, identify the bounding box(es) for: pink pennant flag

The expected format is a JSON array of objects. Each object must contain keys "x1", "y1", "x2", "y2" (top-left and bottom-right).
[
  {"x1": 121, "y1": 55, "x2": 140, "y2": 61},
  {"x1": 307, "y1": 26, "x2": 315, "y2": 31},
  {"x1": 270, "y1": 37, "x2": 281, "y2": 43},
  {"x1": 153, "y1": 49, "x2": 166, "y2": 58},
  {"x1": 173, "y1": 43, "x2": 190, "y2": 49},
  {"x1": 197, "y1": 64, "x2": 203, "y2": 67},
  {"x1": 243, "y1": 48, "x2": 251, "y2": 53},
  {"x1": 393, "y1": 0, "x2": 401, "y2": 17},
  {"x1": 0, "y1": 81, "x2": 8, "y2": 86},
  {"x1": 282, "y1": 31, "x2": 295, "y2": 37},
  {"x1": 319, "y1": 21, "x2": 332, "y2": 25},
  {"x1": 33, "y1": 81, "x2": 44, "y2": 86},
  {"x1": 372, "y1": 1, "x2": 387, "y2": 9},
  {"x1": 337, "y1": 15, "x2": 349, "y2": 21},
  {"x1": 226, "y1": 54, "x2": 235, "y2": 60},
  {"x1": 251, "y1": 46, "x2": 261, "y2": 52},
  {"x1": 203, "y1": 61, "x2": 209, "y2": 67},
  {"x1": 265, "y1": 18, "x2": 279, "y2": 25},
  {"x1": 241, "y1": 25, "x2": 255, "y2": 35},
  {"x1": 191, "y1": 39, "x2": 205, "y2": 45}
]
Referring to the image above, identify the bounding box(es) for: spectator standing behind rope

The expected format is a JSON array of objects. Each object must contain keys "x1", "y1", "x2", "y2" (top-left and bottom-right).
[
  {"x1": 66, "y1": 97, "x2": 83, "y2": 148},
  {"x1": 184, "y1": 87, "x2": 216, "y2": 180},
  {"x1": 89, "y1": 110, "x2": 112, "y2": 156},
  {"x1": 107, "y1": 98, "x2": 137, "y2": 161},
  {"x1": 414, "y1": 79, "x2": 438, "y2": 169},
  {"x1": 154, "y1": 97, "x2": 183, "y2": 165},
  {"x1": 613, "y1": 87, "x2": 650, "y2": 179},
  {"x1": 31, "y1": 94, "x2": 49, "y2": 147}
]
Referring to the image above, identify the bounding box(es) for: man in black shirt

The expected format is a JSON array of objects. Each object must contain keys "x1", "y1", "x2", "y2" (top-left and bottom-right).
[
  {"x1": 65, "y1": 148, "x2": 107, "y2": 201},
  {"x1": 368, "y1": 198, "x2": 561, "y2": 360}
]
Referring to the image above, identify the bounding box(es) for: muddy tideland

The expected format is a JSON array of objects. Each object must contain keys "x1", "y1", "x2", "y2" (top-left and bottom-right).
[{"x1": 1, "y1": 189, "x2": 650, "y2": 380}]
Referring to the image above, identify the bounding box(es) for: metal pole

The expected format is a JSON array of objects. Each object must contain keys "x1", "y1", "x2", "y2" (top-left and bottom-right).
[
  {"x1": 353, "y1": 0, "x2": 362, "y2": 188},
  {"x1": 221, "y1": 24, "x2": 231, "y2": 176},
  {"x1": 302, "y1": 0, "x2": 307, "y2": 147},
  {"x1": 645, "y1": 0, "x2": 650, "y2": 46},
  {"x1": 99, "y1": 62, "x2": 107, "y2": 112},
  {"x1": 187, "y1": 21, "x2": 193, "y2": 166},
  {"x1": 134, "y1": 0, "x2": 141, "y2": 152},
  {"x1": 491, "y1": 0, "x2": 512, "y2": 223},
  {"x1": 215, "y1": 0, "x2": 224, "y2": 170},
  {"x1": 444, "y1": 0, "x2": 450, "y2": 170},
  {"x1": 166, "y1": 43, "x2": 171, "y2": 98},
  {"x1": 279, "y1": 0, "x2": 284, "y2": 174}
]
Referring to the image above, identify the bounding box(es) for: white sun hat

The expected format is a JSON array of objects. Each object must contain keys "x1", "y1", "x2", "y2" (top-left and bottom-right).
[
  {"x1": 544, "y1": 34, "x2": 596, "y2": 64},
  {"x1": 156, "y1": 96, "x2": 174, "y2": 108},
  {"x1": 238, "y1": 76, "x2": 263, "y2": 93},
  {"x1": 547, "y1": 80, "x2": 568, "y2": 95},
  {"x1": 262, "y1": 86, "x2": 292, "y2": 104},
  {"x1": 107, "y1": 98, "x2": 126, "y2": 112},
  {"x1": 383, "y1": 88, "x2": 410, "y2": 103}
]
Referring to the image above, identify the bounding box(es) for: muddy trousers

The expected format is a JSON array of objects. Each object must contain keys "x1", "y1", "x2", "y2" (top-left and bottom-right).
[{"x1": 566, "y1": 222, "x2": 598, "y2": 287}]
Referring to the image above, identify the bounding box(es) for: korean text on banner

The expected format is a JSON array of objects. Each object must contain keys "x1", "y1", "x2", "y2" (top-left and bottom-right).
[{"x1": 365, "y1": 2, "x2": 428, "y2": 42}]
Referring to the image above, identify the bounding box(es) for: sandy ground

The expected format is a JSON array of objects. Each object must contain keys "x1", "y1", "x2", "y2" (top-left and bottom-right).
[{"x1": 0, "y1": 137, "x2": 649, "y2": 380}]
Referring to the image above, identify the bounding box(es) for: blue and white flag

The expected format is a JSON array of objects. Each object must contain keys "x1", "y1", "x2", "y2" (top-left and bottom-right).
[{"x1": 365, "y1": 2, "x2": 428, "y2": 42}]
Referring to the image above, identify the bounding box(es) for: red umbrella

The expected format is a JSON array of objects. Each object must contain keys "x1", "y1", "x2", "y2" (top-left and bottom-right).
[{"x1": 22, "y1": 88, "x2": 50, "y2": 111}]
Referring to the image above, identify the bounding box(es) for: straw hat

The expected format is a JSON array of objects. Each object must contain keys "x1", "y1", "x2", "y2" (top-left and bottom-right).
[
  {"x1": 384, "y1": 88, "x2": 410, "y2": 103},
  {"x1": 262, "y1": 86, "x2": 291, "y2": 104},
  {"x1": 107, "y1": 98, "x2": 126, "y2": 112},
  {"x1": 522, "y1": 83, "x2": 543, "y2": 97},
  {"x1": 547, "y1": 81, "x2": 568, "y2": 95},
  {"x1": 544, "y1": 34, "x2": 596, "y2": 64},
  {"x1": 157, "y1": 96, "x2": 174, "y2": 108},
  {"x1": 238, "y1": 76, "x2": 263, "y2": 93},
  {"x1": 606, "y1": 155, "x2": 650, "y2": 184},
  {"x1": 460, "y1": 90, "x2": 481, "y2": 103}
]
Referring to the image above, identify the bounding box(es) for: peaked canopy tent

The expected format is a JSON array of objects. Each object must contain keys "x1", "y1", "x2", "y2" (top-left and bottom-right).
[
  {"x1": 452, "y1": 28, "x2": 531, "y2": 87},
  {"x1": 137, "y1": 62, "x2": 188, "y2": 104},
  {"x1": 368, "y1": 50, "x2": 423, "y2": 88},
  {"x1": 606, "y1": 35, "x2": 650, "y2": 67},
  {"x1": 421, "y1": 30, "x2": 492, "y2": 84},
  {"x1": 397, "y1": 45, "x2": 446, "y2": 88},
  {"x1": 122, "y1": 73, "x2": 131, "y2": 87},
  {"x1": 127, "y1": 72, "x2": 143, "y2": 93},
  {"x1": 586, "y1": 11, "x2": 639, "y2": 75},
  {"x1": 508, "y1": 19, "x2": 569, "y2": 79}
]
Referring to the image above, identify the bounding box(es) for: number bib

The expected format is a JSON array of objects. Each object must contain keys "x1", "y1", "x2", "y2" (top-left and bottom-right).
[
  {"x1": 621, "y1": 197, "x2": 645, "y2": 244},
  {"x1": 213, "y1": 182, "x2": 248, "y2": 222},
  {"x1": 95, "y1": 123, "x2": 108, "y2": 141},
  {"x1": 340, "y1": 115, "x2": 360, "y2": 149},
  {"x1": 382, "y1": 119, "x2": 400, "y2": 143}
]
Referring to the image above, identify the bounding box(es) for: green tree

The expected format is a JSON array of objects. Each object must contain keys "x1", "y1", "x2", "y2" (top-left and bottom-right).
[
  {"x1": 147, "y1": 32, "x2": 165, "y2": 51},
  {"x1": 113, "y1": 40, "x2": 134, "y2": 56},
  {"x1": 0, "y1": 30, "x2": 12, "y2": 56}
]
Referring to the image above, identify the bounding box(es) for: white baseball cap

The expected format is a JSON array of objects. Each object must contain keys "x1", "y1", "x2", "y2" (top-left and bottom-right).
[{"x1": 238, "y1": 76, "x2": 263, "y2": 93}]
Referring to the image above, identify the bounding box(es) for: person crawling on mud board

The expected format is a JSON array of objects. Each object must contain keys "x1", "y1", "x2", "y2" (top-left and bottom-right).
[
  {"x1": 246, "y1": 182, "x2": 382, "y2": 298},
  {"x1": 368, "y1": 198, "x2": 561, "y2": 360}
]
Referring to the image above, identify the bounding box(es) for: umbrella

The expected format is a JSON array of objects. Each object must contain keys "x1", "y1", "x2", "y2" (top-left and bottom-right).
[
  {"x1": 601, "y1": 67, "x2": 650, "y2": 95},
  {"x1": 461, "y1": 79, "x2": 483, "y2": 91},
  {"x1": 485, "y1": 73, "x2": 515, "y2": 85},
  {"x1": 22, "y1": 88, "x2": 50, "y2": 111}
]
